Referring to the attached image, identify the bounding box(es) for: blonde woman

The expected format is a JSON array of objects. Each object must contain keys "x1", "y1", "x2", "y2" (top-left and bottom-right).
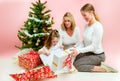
[
  {"x1": 59, "y1": 12, "x2": 80, "y2": 49},
  {"x1": 71, "y1": 3, "x2": 106, "y2": 72}
]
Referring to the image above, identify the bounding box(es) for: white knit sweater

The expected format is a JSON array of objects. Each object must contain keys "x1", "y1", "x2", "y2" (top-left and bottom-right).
[
  {"x1": 59, "y1": 26, "x2": 81, "y2": 49},
  {"x1": 76, "y1": 21, "x2": 104, "y2": 54}
]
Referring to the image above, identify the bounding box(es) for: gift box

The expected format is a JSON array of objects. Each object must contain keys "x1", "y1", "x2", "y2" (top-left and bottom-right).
[
  {"x1": 10, "y1": 66, "x2": 57, "y2": 81},
  {"x1": 18, "y1": 50, "x2": 42, "y2": 69},
  {"x1": 52, "y1": 49, "x2": 72, "y2": 72}
]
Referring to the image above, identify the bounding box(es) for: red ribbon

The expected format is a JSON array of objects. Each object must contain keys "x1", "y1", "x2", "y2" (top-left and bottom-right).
[{"x1": 64, "y1": 54, "x2": 72, "y2": 69}]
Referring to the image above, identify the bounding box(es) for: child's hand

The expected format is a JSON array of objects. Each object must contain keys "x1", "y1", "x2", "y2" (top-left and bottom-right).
[
  {"x1": 59, "y1": 45, "x2": 64, "y2": 49},
  {"x1": 38, "y1": 49, "x2": 43, "y2": 55},
  {"x1": 45, "y1": 50, "x2": 50, "y2": 56}
]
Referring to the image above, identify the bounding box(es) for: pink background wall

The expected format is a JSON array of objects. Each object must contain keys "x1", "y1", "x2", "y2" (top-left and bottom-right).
[{"x1": 0, "y1": 0, "x2": 120, "y2": 71}]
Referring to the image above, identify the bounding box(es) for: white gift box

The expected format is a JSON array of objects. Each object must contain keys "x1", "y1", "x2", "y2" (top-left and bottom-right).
[
  {"x1": 51, "y1": 49, "x2": 72, "y2": 72},
  {"x1": 40, "y1": 53, "x2": 54, "y2": 68},
  {"x1": 40, "y1": 48, "x2": 66, "y2": 68}
]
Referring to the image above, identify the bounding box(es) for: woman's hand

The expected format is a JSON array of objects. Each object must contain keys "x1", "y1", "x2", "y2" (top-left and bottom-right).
[
  {"x1": 59, "y1": 45, "x2": 64, "y2": 49},
  {"x1": 70, "y1": 48, "x2": 78, "y2": 57}
]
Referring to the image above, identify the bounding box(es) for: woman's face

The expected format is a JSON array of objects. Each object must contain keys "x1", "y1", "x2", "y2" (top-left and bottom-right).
[
  {"x1": 81, "y1": 11, "x2": 92, "y2": 22},
  {"x1": 64, "y1": 17, "x2": 72, "y2": 29},
  {"x1": 52, "y1": 37, "x2": 59, "y2": 46}
]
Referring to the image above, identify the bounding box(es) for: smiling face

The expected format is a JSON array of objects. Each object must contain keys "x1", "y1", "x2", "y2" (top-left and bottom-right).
[
  {"x1": 64, "y1": 17, "x2": 72, "y2": 29},
  {"x1": 81, "y1": 11, "x2": 93, "y2": 22},
  {"x1": 61, "y1": 12, "x2": 76, "y2": 31}
]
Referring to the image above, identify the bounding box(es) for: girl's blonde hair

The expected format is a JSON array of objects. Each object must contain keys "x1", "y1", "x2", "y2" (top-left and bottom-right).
[
  {"x1": 44, "y1": 29, "x2": 60, "y2": 49},
  {"x1": 80, "y1": 3, "x2": 100, "y2": 21},
  {"x1": 61, "y1": 12, "x2": 76, "y2": 31}
]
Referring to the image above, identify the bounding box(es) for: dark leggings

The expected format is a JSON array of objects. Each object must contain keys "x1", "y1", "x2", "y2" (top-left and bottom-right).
[{"x1": 73, "y1": 52, "x2": 105, "y2": 72}]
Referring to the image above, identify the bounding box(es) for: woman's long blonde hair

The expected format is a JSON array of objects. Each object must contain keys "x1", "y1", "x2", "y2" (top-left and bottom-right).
[
  {"x1": 80, "y1": 3, "x2": 100, "y2": 21},
  {"x1": 61, "y1": 12, "x2": 76, "y2": 31},
  {"x1": 44, "y1": 29, "x2": 60, "y2": 49}
]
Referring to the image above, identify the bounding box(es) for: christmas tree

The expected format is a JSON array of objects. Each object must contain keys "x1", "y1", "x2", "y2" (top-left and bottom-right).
[{"x1": 16, "y1": 0, "x2": 54, "y2": 51}]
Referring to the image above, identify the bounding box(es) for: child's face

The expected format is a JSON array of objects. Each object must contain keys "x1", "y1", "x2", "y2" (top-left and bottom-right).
[{"x1": 52, "y1": 37, "x2": 59, "y2": 46}]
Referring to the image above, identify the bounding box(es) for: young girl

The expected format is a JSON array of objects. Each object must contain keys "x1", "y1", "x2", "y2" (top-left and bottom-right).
[
  {"x1": 38, "y1": 29, "x2": 61, "y2": 67},
  {"x1": 38, "y1": 29, "x2": 61, "y2": 55}
]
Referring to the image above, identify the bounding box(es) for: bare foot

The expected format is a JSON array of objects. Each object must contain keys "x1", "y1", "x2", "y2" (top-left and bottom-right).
[{"x1": 91, "y1": 66, "x2": 106, "y2": 72}]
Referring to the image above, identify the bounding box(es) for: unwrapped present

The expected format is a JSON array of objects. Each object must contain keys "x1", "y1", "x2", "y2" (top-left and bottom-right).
[
  {"x1": 52, "y1": 49, "x2": 73, "y2": 72},
  {"x1": 18, "y1": 50, "x2": 42, "y2": 69}
]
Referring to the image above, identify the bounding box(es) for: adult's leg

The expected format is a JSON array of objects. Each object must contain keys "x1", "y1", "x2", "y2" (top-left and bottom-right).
[{"x1": 73, "y1": 54, "x2": 105, "y2": 72}]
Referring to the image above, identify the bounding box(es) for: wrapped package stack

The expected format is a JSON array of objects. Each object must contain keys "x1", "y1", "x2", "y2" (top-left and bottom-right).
[
  {"x1": 10, "y1": 66, "x2": 57, "y2": 81},
  {"x1": 18, "y1": 50, "x2": 42, "y2": 69}
]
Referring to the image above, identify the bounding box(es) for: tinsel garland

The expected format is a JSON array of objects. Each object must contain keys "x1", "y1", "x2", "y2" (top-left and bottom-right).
[
  {"x1": 24, "y1": 30, "x2": 49, "y2": 38},
  {"x1": 29, "y1": 17, "x2": 52, "y2": 24}
]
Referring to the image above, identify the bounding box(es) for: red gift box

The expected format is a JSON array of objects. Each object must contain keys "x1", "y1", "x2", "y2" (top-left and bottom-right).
[
  {"x1": 18, "y1": 50, "x2": 42, "y2": 69},
  {"x1": 10, "y1": 66, "x2": 57, "y2": 81}
]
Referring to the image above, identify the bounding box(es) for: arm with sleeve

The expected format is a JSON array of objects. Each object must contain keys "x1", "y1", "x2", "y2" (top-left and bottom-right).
[
  {"x1": 76, "y1": 22, "x2": 104, "y2": 54},
  {"x1": 74, "y1": 27, "x2": 81, "y2": 47}
]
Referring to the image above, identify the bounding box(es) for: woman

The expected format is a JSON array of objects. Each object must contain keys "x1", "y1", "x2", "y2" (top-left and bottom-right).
[
  {"x1": 59, "y1": 12, "x2": 80, "y2": 49},
  {"x1": 71, "y1": 3, "x2": 106, "y2": 72}
]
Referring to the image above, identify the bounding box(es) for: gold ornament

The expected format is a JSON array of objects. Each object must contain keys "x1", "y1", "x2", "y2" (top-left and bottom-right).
[
  {"x1": 28, "y1": 22, "x2": 31, "y2": 25},
  {"x1": 36, "y1": 43, "x2": 39, "y2": 46},
  {"x1": 33, "y1": 28, "x2": 38, "y2": 33},
  {"x1": 28, "y1": 41, "x2": 32, "y2": 44},
  {"x1": 51, "y1": 17, "x2": 54, "y2": 24},
  {"x1": 37, "y1": 39, "x2": 40, "y2": 42}
]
